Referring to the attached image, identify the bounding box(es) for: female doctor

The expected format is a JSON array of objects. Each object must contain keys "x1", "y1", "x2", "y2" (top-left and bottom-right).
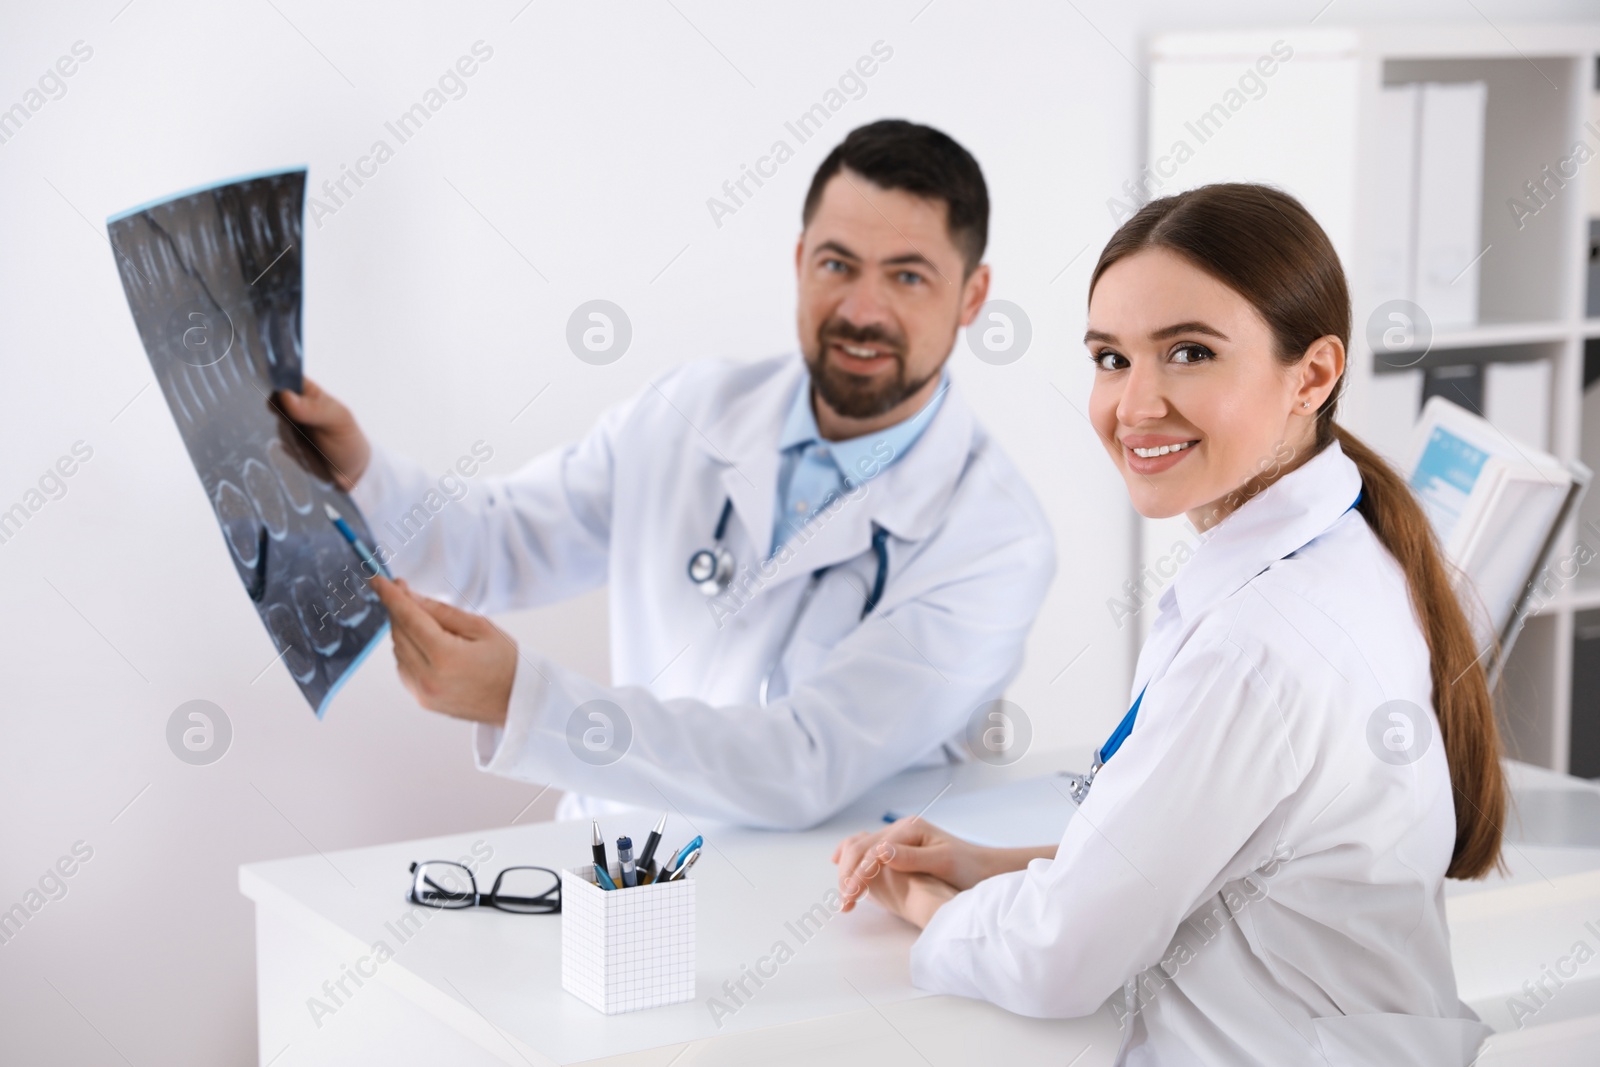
[{"x1": 833, "y1": 183, "x2": 1505, "y2": 1066}]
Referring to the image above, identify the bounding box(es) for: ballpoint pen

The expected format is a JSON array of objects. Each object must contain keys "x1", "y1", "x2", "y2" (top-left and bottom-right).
[
  {"x1": 665, "y1": 847, "x2": 701, "y2": 882},
  {"x1": 325, "y1": 504, "x2": 390, "y2": 578},
  {"x1": 594, "y1": 864, "x2": 617, "y2": 891},
  {"x1": 591, "y1": 820, "x2": 608, "y2": 874},
  {"x1": 617, "y1": 836, "x2": 639, "y2": 887},
  {"x1": 636, "y1": 812, "x2": 668, "y2": 876},
  {"x1": 658, "y1": 835, "x2": 703, "y2": 881}
]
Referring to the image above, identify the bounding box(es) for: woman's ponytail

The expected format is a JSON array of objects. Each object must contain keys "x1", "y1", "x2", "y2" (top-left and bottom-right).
[{"x1": 1331, "y1": 425, "x2": 1504, "y2": 878}]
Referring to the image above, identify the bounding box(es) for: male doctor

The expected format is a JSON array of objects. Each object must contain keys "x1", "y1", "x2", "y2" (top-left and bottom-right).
[{"x1": 279, "y1": 119, "x2": 1055, "y2": 828}]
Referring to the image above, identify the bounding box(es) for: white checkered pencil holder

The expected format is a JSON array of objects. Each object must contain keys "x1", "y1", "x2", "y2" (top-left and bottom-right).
[{"x1": 561, "y1": 865, "x2": 696, "y2": 1014}]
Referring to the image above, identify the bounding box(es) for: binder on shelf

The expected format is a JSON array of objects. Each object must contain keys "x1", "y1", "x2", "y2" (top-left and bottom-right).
[
  {"x1": 1373, "y1": 84, "x2": 1421, "y2": 304},
  {"x1": 1422, "y1": 362, "x2": 1483, "y2": 414},
  {"x1": 1366, "y1": 366, "x2": 1423, "y2": 469},
  {"x1": 1588, "y1": 219, "x2": 1600, "y2": 319},
  {"x1": 1413, "y1": 81, "x2": 1487, "y2": 328},
  {"x1": 1575, "y1": 339, "x2": 1600, "y2": 778},
  {"x1": 1484, "y1": 359, "x2": 1552, "y2": 452},
  {"x1": 1370, "y1": 82, "x2": 1487, "y2": 322},
  {"x1": 1404, "y1": 396, "x2": 1590, "y2": 680},
  {"x1": 1571, "y1": 610, "x2": 1600, "y2": 779}
]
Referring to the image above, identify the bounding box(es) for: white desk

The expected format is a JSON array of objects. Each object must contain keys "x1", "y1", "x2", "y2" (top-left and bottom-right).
[{"x1": 240, "y1": 755, "x2": 1600, "y2": 1066}]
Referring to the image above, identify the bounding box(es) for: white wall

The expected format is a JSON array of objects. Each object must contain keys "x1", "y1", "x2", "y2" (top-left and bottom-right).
[{"x1": 0, "y1": 1, "x2": 1590, "y2": 1062}]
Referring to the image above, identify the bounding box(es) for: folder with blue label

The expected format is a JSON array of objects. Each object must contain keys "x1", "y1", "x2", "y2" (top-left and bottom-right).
[{"x1": 1406, "y1": 396, "x2": 1589, "y2": 677}]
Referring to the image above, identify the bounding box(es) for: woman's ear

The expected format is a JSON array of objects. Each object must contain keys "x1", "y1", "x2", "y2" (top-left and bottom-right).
[{"x1": 1296, "y1": 334, "x2": 1345, "y2": 410}]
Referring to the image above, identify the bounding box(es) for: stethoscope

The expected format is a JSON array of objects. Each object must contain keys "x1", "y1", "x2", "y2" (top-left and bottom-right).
[
  {"x1": 688, "y1": 498, "x2": 889, "y2": 706},
  {"x1": 1065, "y1": 485, "x2": 1366, "y2": 805}
]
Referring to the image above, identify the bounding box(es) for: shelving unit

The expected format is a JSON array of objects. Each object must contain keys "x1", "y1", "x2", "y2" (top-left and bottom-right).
[{"x1": 1140, "y1": 24, "x2": 1600, "y2": 772}]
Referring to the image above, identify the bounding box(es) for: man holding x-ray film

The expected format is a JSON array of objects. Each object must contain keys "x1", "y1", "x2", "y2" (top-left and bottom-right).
[{"x1": 277, "y1": 119, "x2": 1055, "y2": 827}]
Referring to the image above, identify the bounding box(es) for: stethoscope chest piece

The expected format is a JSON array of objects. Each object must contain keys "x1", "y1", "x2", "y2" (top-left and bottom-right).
[{"x1": 687, "y1": 545, "x2": 735, "y2": 597}]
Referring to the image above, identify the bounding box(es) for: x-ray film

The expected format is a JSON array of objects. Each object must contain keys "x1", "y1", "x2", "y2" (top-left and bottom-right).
[{"x1": 107, "y1": 168, "x2": 388, "y2": 718}]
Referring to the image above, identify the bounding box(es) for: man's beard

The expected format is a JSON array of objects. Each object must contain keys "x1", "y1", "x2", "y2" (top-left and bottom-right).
[{"x1": 804, "y1": 318, "x2": 937, "y2": 421}]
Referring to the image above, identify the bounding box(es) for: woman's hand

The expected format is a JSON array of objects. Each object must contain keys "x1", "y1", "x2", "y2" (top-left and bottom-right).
[
  {"x1": 833, "y1": 818, "x2": 993, "y2": 913},
  {"x1": 861, "y1": 866, "x2": 959, "y2": 930},
  {"x1": 833, "y1": 818, "x2": 1058, "y2": 915}
]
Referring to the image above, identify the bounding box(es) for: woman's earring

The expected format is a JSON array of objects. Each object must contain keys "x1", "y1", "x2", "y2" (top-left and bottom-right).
[{"x1": 1302, "y1": 400, "x2": 1309, "y2": 408}]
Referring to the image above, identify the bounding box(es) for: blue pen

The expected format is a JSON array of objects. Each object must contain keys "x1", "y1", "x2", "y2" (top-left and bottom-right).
[
  {"x1": 659, "y1": 835, "x2": 703, "y2": 880},
  {"x1": 665, "y1": 846, "x2": 701, "y2": 882},
  {"x1": 882, "y1": 811, "x2": 902, "y2": 824},
  {"x1": 325, "y1": 503, "x2": 390, "y2": 578},
  {"x1": 594, "y1": 863, "x2": 617, "y2": 891}
]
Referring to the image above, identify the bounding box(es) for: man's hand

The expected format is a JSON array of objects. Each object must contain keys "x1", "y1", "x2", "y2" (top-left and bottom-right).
[
  {"x1": 273, "y1": 376, "x2": 372, "y2": 491},
  {"x1": 371, "y1": 576, "x2": 516, "y2": 726}
]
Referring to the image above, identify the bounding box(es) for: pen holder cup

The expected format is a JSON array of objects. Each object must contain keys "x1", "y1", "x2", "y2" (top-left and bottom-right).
[{"x1": 560, "y1": 866, "x2": 696, "y2": 1014}]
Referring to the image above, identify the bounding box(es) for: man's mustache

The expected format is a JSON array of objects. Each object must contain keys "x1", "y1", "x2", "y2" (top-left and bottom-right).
[{"x1": 820, "y1": 321, "x2": 904, "y2": 357}]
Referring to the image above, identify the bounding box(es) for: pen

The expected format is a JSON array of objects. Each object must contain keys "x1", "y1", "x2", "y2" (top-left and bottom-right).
[
  {"x1": 617, "y1": 835, "x2": 638, "y2": 887},
  {"x1": 591, "y1": 820, "x2": 608, "y2": 874},
  {"x1": 325, "y1": 504, "x2": 390, "y2": 579},
  {"x1": 594, "y1": 863, "x2": 617, "y2": 891},
  {"x1": 666, "y1": 847, "x2": 701, "y2": 882},
  {"x1": 637, "y1": 812, "x2": 668, "y2": 875},
  {"x1": 659, "y1": 835, "x2": 703, "y2": 881}
]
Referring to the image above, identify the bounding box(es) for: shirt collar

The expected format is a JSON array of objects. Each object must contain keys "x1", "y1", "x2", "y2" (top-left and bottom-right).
[
  {"x1": 694, "y1": 354, "x2": 976, "y2": 549},
  {"x1": 778, "y1": 370, "x2": 949, "y2": 486},
  {"x1": 1172, "y1": 438, "x2": 1364, "y2": 623},
  {"x1": 777, "y1": 377, "x2": 820, "y2": 451}
]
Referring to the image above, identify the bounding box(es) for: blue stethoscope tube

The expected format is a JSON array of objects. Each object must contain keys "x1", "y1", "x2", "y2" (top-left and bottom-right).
[{"x1": 1067, "y1": 487, "x2": 1366, "y2": 804}]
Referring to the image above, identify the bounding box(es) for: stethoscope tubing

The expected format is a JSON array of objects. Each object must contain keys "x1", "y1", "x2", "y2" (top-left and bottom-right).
[
  {"x1": 690, "y1": 497, "x2": 889, "y2": 706},
  {"x1": 757, "y1": 567, "x2": 828, "y2": 707}
]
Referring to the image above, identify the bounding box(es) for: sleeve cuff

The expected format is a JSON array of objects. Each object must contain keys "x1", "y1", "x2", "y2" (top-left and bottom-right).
[
  {"x1": 473, "y1": 653, "x2": 549, "y2": 777},
  {"x1": 909, "y1": 867, "x2": 1024, "y2": 995},
  {"x1": 909, "y1": 898, "x2": 971, "y2": 994}
]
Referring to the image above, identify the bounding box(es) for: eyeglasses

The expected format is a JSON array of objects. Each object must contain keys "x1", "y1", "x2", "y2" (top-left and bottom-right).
[{"x1": 407, "y1": 861, "x2": 561, "y2": 914}]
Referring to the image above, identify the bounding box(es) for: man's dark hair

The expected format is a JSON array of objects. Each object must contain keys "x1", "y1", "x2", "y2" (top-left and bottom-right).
[{"x1": 801, "y1": 119, "x2": 989, "y2": 276}]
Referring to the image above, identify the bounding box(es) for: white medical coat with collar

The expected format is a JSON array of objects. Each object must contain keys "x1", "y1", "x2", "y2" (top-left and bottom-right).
[
  {"x1": 910, "y1": 439, "x2": 1491, "y2": 1066},
  {"x1": 350, "y1": 353, "x2": 1056, "y2": 829}
]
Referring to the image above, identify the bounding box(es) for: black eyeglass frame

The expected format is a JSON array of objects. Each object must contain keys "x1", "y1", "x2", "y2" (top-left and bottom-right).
[{"x1": 407, "y1": 860, "x2": 562, "y2": 914}]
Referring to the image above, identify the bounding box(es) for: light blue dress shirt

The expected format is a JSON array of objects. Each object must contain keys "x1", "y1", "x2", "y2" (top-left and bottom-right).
[{"x1": 770, "y1": 373, "x2": 948, "y2": 556}]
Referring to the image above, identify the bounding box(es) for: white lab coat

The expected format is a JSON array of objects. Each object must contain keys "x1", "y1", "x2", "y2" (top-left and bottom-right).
[
  {"x1": 910, "y1": 439, "x2": 1492, "y2": 1066},
  {"x1": 351, "y1": 353, "x2": 1055, "y2": 829}
]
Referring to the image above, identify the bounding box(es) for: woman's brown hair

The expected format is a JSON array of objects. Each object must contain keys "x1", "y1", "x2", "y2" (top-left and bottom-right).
[{"x1": 1089, "y1": 182, "x2": 1504, "y2": 880}]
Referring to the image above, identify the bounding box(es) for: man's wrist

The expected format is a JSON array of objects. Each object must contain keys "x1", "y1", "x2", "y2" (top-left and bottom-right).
[
  {"x1": 337, "y1": 437, "x2": 372, "y2": 491},
  {"x1": 474, "y1": 650, "x2": 544, "y2": 776},
  {"x1": 486, "y1": 678, "x2": 511, "y2": 727}
]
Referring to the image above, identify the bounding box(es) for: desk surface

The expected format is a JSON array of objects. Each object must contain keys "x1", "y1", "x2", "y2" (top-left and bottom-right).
[{"x1": 240, "y1": 753, "x2": 1600, "y2": 1065}]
